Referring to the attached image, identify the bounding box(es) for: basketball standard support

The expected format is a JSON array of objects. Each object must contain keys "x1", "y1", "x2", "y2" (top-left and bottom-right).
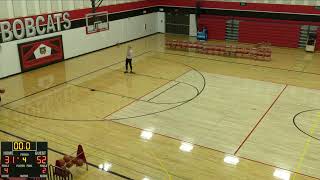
[
  {"x1": 90, "y1": 0, "x2": 106, "y2": 35},
  {"x1": 91, "y1": 0, "x2": 104, "y2": 13},
  {"x1": 195, "y1": 0, "x2": 202, "y2": 32},
  {"x1": 91, "y1": 0, "x2": 96, "y2": 13}
]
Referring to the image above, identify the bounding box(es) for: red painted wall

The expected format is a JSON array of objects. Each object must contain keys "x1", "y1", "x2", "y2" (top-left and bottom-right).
[
  {"x1": 2, "y1": 0, "x2": 320, "y2": 49},
  {"x1": 239, "y1": 21, "x2": 300, "y2": 48},
  {"x1": 236, "y1": 17, "x2": 320, "y2": 26},
  {"x1": 200, "y1": 1, "x2": 320, "y2": 15},
  {"x1": 3, "y1": 0, "x2": 320, "y2": 24},
  {"x1": 198, "y1": 15, "x2": 228, "y2": 40},
  {"x1": 0, "y1": 0, "x2": 157, "y2": 23},
  {"x1": 316, "y1": 29, "x2": 320, "y2": 50},
  {"x1": 158, "y1": 0, "x2": 320, "y2": 48},
  {"x1": 159, "y1": 0, "x2": 320, "y2": 15},
  {"x1": 158, "y1": 0, "x2": 197, "y2": 7},
  {"x1": 198, "y1": 15, "x2": 303, "y2": 47}
]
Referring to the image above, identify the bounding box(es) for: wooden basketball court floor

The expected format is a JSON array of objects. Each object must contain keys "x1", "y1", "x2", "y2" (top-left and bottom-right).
[{"x1": 1, "y1": 33, "x2": 320, "y2": 180}]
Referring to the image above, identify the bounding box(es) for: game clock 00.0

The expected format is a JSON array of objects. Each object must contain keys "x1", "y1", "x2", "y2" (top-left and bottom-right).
[{"x1": 1, "y1": 141, "x2": 48, "y2": 178}]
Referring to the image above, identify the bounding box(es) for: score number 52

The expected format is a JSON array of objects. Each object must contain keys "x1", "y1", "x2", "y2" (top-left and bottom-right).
[{"x1": 36, "y1": 156, "x2": 47, "y2": 164}]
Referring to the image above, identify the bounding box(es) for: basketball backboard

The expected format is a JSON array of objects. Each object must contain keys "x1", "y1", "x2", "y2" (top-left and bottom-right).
[{"x1": 85, "y1": 11, "x2": 109, "y2": 34}]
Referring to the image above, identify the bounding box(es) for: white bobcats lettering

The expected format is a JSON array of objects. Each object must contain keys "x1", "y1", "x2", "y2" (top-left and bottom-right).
[
  {"x1": 0, "y1": 12, "x2": 72, "y2": 42},
  {"x1": 25, "y1": 17, "x2": 36, "y2": 38},
  {"x1": 35, "y1": 16, "x2": 46, "y2": 35},
  {"x1": 63, "y1": 12, "x2": 71, "y2": 30}
]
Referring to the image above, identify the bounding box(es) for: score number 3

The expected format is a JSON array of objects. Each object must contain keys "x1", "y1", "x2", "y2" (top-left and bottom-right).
[
  {"x1": 36, "y1": 156, "x2": 47, "y2": 164},
  {"x1": 4, "y1": 156, "x2": 10, "y2": 164}
]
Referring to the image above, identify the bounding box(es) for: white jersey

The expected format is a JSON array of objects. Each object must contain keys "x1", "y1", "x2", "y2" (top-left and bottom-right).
[{"x1": 126, "y1": 49, "x2": 133, "y2": 59}]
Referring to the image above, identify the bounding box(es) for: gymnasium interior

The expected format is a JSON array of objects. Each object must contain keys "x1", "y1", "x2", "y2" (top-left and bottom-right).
[{"x1": 0, "y1": 0, "x2": 320, "y2": 180}]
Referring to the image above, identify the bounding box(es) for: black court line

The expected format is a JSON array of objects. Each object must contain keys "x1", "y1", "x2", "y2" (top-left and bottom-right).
[
  {"x1": 0, "y1": 54, "x2": 204, "y2": 180},
  {"x1": 147, "y1": 82, "x2": 180, "y2": 102},
  {"x1": 67, "y1": 68, "x2": 198, "y2": 105},
  {"x1": 159, "y1": 51, "x2": 320, "y2": 76},
  {"x1": 0, "y1": 128, "x2": 134, "y2": 180},
  {"x1": 69, "y1": 82, "x2": 196, "y2": 105},
  {"x1": 0, "y1": 118, "x2": 186, "y2": 180},
  {"x1": 113, "y1": 69, "x2": 199, "y2": 95},
  {"x1": 293, "y1": 109, "x2": 320, "y2": 141},
  {"x1": 1, "y1": 50, "x2": 152, "y2": 107},
  {"x1": 1, "y1": 57, "x2": 206, "y2": 122}
]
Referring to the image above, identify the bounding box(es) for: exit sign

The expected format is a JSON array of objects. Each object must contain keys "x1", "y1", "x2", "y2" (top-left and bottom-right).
[{"x1": 240, "y1": 2, "x2": 247, "y2": 6}]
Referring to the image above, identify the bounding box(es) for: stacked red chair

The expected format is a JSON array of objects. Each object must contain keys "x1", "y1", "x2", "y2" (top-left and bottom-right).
[{"x1": 164, "y1": 40, "x2": 272, "y2": 61}]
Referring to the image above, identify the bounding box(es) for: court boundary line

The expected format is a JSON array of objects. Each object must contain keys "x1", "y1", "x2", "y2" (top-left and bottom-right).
[
  {"x1": 103, "y1": 69, "x2": 194, "y2": 119},
  {"x1": 0, "y1": 128, "x2": 134, "y2": 180},
  {"x1": 159, "y1": 51, "x2": 320, "y2": 92},
  {"x1": 0, "y1": 117, "x2": 187, "y2": 180},
  {"x1": 0, "y1": 32, "x2": 161, "y2": 80},
  {"x1": 2, "y1": 82, "x2": 318, "y2": 180},
  {"x1": 1, "y1": 56, "x2": 206, "y2": 122},
  {"x1": 0, "y1": 62, "x2": 199, "y2": 179},
  {"x1": 1, "y1": 84, "x2": 319, "y2": 179},
  {"x1": 110, "y1": 118, "x2": 320, "y2": 180},
  {"x1": 234, "y1": 84, "x2": 288, "y2": 155},
  {"x1": 238, "y1": 156, "x2": 320, "y2": 180},
  {"x1": 160, "y1": 51, "x2": 320, "y2": 77},
  {"x1": 147, "y1": 82, "x2": 180, "y2": 102},
  {"x1": 0, "y1": 50, "x2": 320, "y2": 180},
  {"x1": 292, "y1": 113, "x2": 320, "y2": 180},
  {"x1": 67, "y1": 68, "x2": 198, "y2": 105},
  {"x1": 1, "y1": 50, "x2": 152, "y2": 107},
  {"x1": 69, "y1": 82, "x2": 192, "y2": 105}
]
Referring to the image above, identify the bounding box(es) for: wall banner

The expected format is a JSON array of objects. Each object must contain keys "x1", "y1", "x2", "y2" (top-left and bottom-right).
[{"x1": 18, "y1": 35, "x2": 64, "y2": 72}]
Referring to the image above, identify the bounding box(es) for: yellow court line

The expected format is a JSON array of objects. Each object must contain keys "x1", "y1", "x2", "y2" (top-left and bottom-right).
[
  {"x1": 292, "y1": 113, "x2": 320, "y2": 180},
  {"x1": 149, "y1": 151, "x2": 172, "y2": 180}
]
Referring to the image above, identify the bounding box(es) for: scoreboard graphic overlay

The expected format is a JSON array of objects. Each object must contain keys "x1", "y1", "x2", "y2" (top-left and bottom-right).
[
  {"x1": 18, "y1": 35, "x2": 64, "y2": 72},
  {"x1": 1, "y1": 141, "x2": 48, "y2": 178}
]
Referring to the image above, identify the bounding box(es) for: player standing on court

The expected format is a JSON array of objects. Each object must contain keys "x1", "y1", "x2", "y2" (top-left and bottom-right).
[
  {"x1": 124, "y1": 46, "x2": 134, "y2": 73},
  {"x1": 0, "y1": 88, "x2": 5, "y2": 102}
]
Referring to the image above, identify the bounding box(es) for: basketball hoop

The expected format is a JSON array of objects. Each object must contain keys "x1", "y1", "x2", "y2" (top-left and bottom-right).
[{"x1": 85, "y1": 11, "x2": 109, "y2": 34}]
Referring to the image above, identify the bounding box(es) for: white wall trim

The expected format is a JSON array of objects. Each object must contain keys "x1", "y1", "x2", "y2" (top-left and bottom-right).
[
  {"x1": 35, "y1": 0, "x2": 41, "y2": 15},
  {"x1": 6, "y1": 0, "x2": 14, "y2": 18},
  {"x1": 189, "y1": 14, "x2": 197, "y2": 36}
]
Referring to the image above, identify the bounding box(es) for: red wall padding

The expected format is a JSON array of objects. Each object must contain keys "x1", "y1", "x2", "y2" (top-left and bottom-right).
[
  {"x1": 198, "y1": 15, "x2": 302, "y2": 47},
  {"x1": 316, "y1": 29, "x2": 320, "y2": 50},
  {"x1": 239, "y1": 21, "x2": 300, "y2": 48},
  {"x1": 160, "y1": 0, "x2": 320, "y2": 49},
  {"x1": 236, "y1": 17, "x2": 320, "y2": 26},
  {"x1": 159, "y1": 0, "x2": 320, "y2": 15},
  {"x1": 198, "y1": 15, "x2": 228, "y2": 40},
  {"x1": 200, "y1": 1, "x2": 320, "y2": 15},
  {"x1": 158, "y1": 0, "x2": 197, "y2": 7},
  {"x1": 0, "y1": 0, "x2": 157, "y2": 23}
]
